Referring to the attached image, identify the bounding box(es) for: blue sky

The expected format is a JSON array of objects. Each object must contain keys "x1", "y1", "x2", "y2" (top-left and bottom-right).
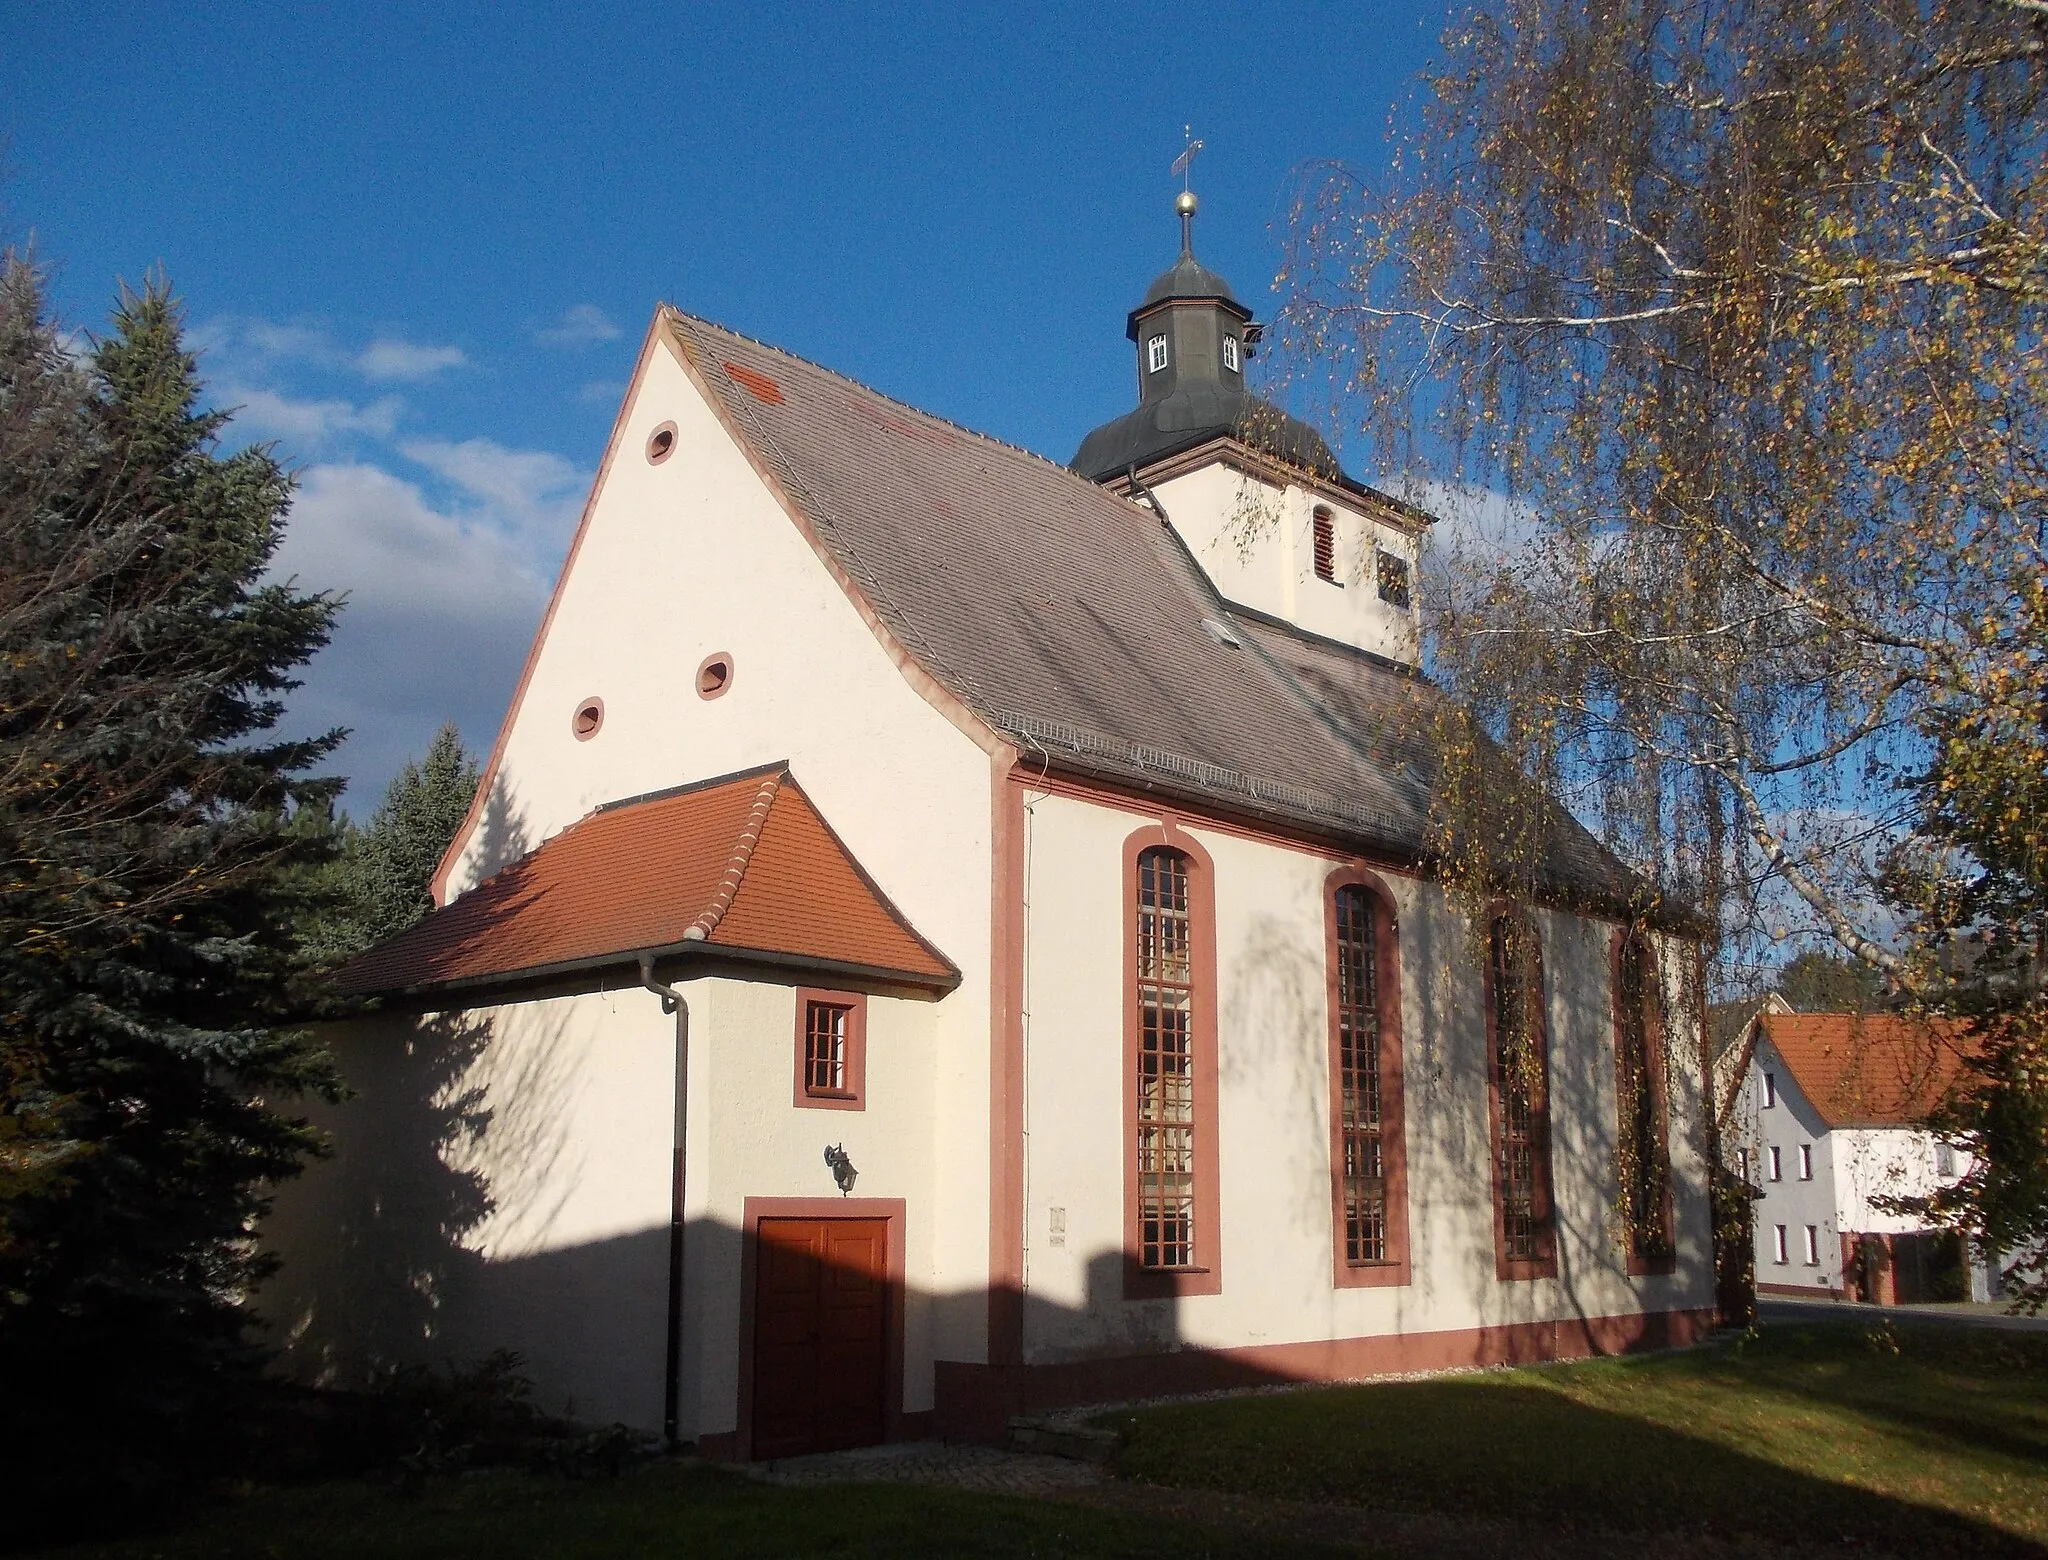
[{"x1": 4, "y1": 1, "x2": 1448, "y2": 812}]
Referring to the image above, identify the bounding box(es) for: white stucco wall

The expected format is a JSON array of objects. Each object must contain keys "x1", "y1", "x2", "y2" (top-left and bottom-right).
[
  {"x1": 264, "y1": 975, "x2": 943, "y2": 1436},
  {"x1": 1014, "y1": 789, "x2": 1713, "y2": 1363},
  {"x1": 431, "y1": 323, "x2": 996, "y2": 1361},
  {"x1": 1149, "y1": 463, "x2": 1422, "y2": 664}
]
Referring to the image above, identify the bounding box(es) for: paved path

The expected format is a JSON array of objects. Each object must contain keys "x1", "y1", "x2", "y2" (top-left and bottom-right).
[
  {"x1": 750, "y1": 1439, "x2": 1102, "y2": 1496},
  {"x1": 1761, "y1": 1295, "x2": 2048, "y2": 1332}
]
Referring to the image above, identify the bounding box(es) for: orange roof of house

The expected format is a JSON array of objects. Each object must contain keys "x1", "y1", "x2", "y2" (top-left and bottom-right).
[
  {"x1": 338, "y1": 764, "x2": 956, "y2": 999},
  {"x1": 1759, "y1": 1012, "x2": 1976, "y2": 1129}
]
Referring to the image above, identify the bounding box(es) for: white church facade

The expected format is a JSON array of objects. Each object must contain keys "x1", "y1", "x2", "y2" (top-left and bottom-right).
[{"x1": 264, "y1": 201, "x2": 1719, "y2": 1458}]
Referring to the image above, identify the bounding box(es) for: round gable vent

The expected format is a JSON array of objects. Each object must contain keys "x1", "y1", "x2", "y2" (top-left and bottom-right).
[
  {"x1": 696, "y1": 653, "x2": 734, "y2": 701},
  {"x1": 571, "y1": 697, "x2": 605, "y2": 740},
  {"x1": 646, "y1": 422, "x2": 678, "y2": 464}
]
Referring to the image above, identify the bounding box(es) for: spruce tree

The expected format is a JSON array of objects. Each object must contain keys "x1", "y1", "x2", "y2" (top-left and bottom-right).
[
  {"x1": 0, "y1": 256, "x2": 345, "y2": 1512},
  {"x1": 317, "y1": 722, "x2": 479, "y2": 960}
]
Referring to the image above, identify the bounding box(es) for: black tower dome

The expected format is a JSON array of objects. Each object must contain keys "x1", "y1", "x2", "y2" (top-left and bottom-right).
[{"x1": 1071, "y1": 192, "x2": 1341, "y2": 484}]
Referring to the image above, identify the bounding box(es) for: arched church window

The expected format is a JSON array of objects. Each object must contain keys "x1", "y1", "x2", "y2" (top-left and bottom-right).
[
  {"x1": 1327, "y1": 873, "x2": 1409, "y2": 1284},
  {"x1": 1614, "y1": 931, "x2": 1674, "y2": 1268},
  {"x1": 1487, "y1": 910, "x2": 1557, "y2": 1278}
]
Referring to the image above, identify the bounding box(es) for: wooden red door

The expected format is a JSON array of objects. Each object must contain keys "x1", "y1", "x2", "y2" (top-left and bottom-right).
[{"x1": 751, "y1": 1218, "x2": 889, "y2": 1459}]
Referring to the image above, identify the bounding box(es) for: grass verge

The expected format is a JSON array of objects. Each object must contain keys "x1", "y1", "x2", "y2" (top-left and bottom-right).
[
  {"x1": 1099, "y1": 1318, "x2": 2048, "y2": 1556},
  {"x1": 37, "y1": 1458, "x2": 1339, "y2": 1560}
]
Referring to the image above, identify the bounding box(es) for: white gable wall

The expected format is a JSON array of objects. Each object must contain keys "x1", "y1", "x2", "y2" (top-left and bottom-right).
[
  {"x1": 1147, "y1": 462, "x2": 1421, "y2": 665},
  {"x1": 435, "y1": 324, "x2": 997, "y2": 1363},
  {"x1": 1728, "y1": 1042, "x2": 1841, "y2": 1291},
  {"x1": 1017, "y1": 789, "x2": 1713, "y2": 1363}
]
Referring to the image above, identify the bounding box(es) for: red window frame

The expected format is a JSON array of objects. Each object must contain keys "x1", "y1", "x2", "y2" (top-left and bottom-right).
[
  {"x1": 1611, "y1": 929, "x2": 1676, "y2": 1274},
  {"x1": 1484, "y1": 906, "x2": 1558, "y2": 1280},
  {"x1": 1326, "y1": 868, "x2": 1410, "y2": 1287},
  {"x1": 793, "y1": 988, "x2": 866, "y2": 1110},
  {"x1": 1122, "y1": 825, "x2": 1221, "y2": 1298},
  {"x1": 1312, "y1": 507, "x2": 1337, "y2": 582}
]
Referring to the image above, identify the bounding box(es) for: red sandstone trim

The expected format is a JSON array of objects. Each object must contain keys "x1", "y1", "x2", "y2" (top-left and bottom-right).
[
  {"x1": 792, "y1": 988, "x2": 867, "y2": 1110},
  {"x1": 1121, "y1": 822, "x2": 1222, "y2": 1300},
  {"x1": 736, "y1": 1196, "x2": 908, "y2": 1462},
  {"x1": 1484, "y1": 904, "x2": 1559, "y2": 1282},
  {"x1": 1324, "y1": 866, "x2": 1411, "y2": 1290}
]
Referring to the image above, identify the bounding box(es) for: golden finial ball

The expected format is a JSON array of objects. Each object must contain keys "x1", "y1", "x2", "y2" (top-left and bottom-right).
[{"x1": 1175, "y1": 190, "x2": 1199, "y2": 217}]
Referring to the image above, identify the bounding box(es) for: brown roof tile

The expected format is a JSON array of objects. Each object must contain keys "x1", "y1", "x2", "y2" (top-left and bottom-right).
[
  {"x1": 1761, "y1": 1012, "x2": 1975, "y2": 1129},
  {"x1": 339, "y1": 765, "x2": 956, "y2": 998},
  {"x1": 665, "y1": 309, "x2": 1639, "y2": 907}
]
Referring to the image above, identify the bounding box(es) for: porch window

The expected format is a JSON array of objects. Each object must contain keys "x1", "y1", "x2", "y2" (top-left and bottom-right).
[{"x1": 794, "y1": 990, "x2": 866, "y2": 1110}]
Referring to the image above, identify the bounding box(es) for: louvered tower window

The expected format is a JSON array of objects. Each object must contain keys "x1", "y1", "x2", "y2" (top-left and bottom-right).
[
  {"x1": 1135, "y1": 847, "x2": 1197, "y2": 1268},
  {"x1": 1334, "y1": 885, "x2": 1387, "y2": 1262},
  {"x1": 1313, "y1": 507, "x2": 1336, "y2": 581}
]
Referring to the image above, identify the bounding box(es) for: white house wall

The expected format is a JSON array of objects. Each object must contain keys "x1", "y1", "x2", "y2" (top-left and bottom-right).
[
  {"x1": 264, "y1": 976, "x2": 941, "y2": 1437},
  {"x1": 433, "y1": 323, "x2": 996, "y2": 1361},
  {"x1": 1728, "y1": 1041, "x2": 1840, "y2": 1291},
  {"x1": 1148, "y1": 463, "x2": 1421, "y2": 664},
  {"x1": 1015, "y1": 790, "x2": 1712, "y2": 1363},
  {"x1": 1834, "y1": 1126, "x2": 1968, "y2": 1237}
]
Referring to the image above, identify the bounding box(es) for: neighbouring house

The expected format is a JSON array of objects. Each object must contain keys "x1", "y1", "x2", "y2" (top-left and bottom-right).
[
  {"x1": 263, "y1": 197, "x2": 1719, "y2": 1459},
  {"x1": 1720, "y1": 1009, "x2": 1993, "y2": 1305}
]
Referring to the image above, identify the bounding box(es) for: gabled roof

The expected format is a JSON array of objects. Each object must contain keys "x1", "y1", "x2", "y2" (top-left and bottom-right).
[
  {"x1": 342, "y1": 765, "x2": 956, "y2": 1000},
  {"x1": 662, "y1": 310, "x2": 1641, "y2": 912},
  {"x1": 1757, "y1": 1012, "x2": 1975, "y2": 1130}
]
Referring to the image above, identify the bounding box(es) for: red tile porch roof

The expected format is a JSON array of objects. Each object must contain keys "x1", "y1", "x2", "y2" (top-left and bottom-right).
[{"x1": 338, "y1": 764, "x2": 956, "y2": 999}]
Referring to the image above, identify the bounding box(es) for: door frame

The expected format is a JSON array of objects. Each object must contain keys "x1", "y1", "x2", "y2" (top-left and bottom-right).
[{"x1": 737, "y1": 1196, "x2": 907, "y2": 1460}]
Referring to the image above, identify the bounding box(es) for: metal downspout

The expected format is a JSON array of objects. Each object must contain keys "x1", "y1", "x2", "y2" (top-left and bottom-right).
[{"x1": 638, "y1": 952, "x2": 690, "y2": 1448}]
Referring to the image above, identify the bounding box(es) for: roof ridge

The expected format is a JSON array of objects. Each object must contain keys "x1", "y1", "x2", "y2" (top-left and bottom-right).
[
  {"x1": 683, "y1": 770, "x2": 784, "y2": 942},
  {"x1": 663, "y1": 305, "x2": 1131, "y2": 491}
]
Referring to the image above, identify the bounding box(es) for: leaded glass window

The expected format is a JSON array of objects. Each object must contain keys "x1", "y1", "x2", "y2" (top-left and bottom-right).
[
  {"x1": 1136, "y1": 847, "x2": 1196, "y2": 1269},
  {"x1": 1335, "y1": 885, "x2": 1387, "y2": 1263},
  {"x1": 1490, "y1": 915, "x2": 1550, "y2": 1265},
  {"x1": 1616, "y1": 936, "x2": 1673, "y2": 1259}
]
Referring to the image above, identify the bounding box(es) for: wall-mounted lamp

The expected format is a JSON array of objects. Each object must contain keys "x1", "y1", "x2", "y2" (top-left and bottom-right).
[{"x1": 823, "y1": 1143, "x2": 858, "y2": 1197}]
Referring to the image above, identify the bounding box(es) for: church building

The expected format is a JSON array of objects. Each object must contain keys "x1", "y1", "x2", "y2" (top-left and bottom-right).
[{"x1": 264, "y1": 193, "x2": 1718, "y2": 1458}]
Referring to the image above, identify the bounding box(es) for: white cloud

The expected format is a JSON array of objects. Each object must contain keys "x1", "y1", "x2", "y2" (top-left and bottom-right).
[
  {"x1": 224, "y1": 385, "x2": 403, "y2": 448},
  {"x1": 355, "y1": 338, "x2": 468, "y2": 381},
  {"x1": 578, "y1": 379, "x2": 625, "y2": 405},
  {"x1": 400, "y1": 437, "x2": 587, "y2": 542},
  {"x1": 537, "y1": 304, "x2": 622, "y2": 346},
  {"x1": 270, "y1": 462, "x2": 557, "y2": 811}
]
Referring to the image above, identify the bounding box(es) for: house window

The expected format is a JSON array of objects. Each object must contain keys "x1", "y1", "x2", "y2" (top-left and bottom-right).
[
  {"x1": 1738, "y1": 1147, "x2": 1752, "y2": 1183},
  {"x1": 1313, "y1": 508, "x2": 1336, "y2": 582},
  {"x1": 1936, "y1": 1142, "x2": 1956, "y2": 1176},
  {"x1": 1222, "y1": 334, "x2": 1240, "y2": 372},
  {"x1": 793, "y1": 990, "x2": 865, "y2": 1110},
  {"x1": 1147, "y1": 334, "x2": 1168, "y2": 373},
  {"x1": 1763, "y1": 1071, "x2": 1777, "y2": 1108},
  {"x1": 1135, "y1": 846, "x2": 1197, "y2": 1270},
  {"x1": 1799, "y1": 1144, "x2": 1813, "y2": 1180},
  {"x1": 1613, "y1": 933, "x2": 1673, "y2": 1266},
  {"x1": 1376, "y1": 550, "x2": 1412, "y2": 610},
  {"x1": 1328, "y1": 874, "x2": 1407, "y2": 1283},
  {"x1": 1804, "y1": 1225, "x2": 1820, "y2": 1265},
  {"x1": 1772, "y1": 1224, "x2": 1788, "y2": 1264},
  {"x1": 1487, "y1": 910, "x2": 1555, "y2": 1278},
  {"x1": 1769, "y1": 1145, "x2": 1782, "y2": 1182}
]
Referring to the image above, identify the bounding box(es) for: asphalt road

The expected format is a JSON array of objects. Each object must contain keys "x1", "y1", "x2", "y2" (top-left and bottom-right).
[{"x1": 1760, "y1": 1295, "x2": 2048, "y2": 1332}]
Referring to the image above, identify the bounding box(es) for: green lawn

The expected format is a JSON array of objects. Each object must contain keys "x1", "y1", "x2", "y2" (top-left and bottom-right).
[
  {"x1": 1101, "y1": 1319, "x2": 2048, "y2": 1556},
  {"x1": 40, "y1": 1460, "x2": 1334, "y2": 1560}
]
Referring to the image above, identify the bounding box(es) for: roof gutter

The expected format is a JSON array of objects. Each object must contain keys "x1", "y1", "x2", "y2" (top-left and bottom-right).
[{"x1": 637, "y1": 953, "x2": 691, "y2": 1450}]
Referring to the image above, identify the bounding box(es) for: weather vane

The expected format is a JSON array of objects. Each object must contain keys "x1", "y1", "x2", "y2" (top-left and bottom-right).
[
  {"x1": 1171, "y1": 126, "x2": 1204, "y2": 193},
  {"x1": 1171, "y1": 127, "x2": 1204, "y2": 252}
]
